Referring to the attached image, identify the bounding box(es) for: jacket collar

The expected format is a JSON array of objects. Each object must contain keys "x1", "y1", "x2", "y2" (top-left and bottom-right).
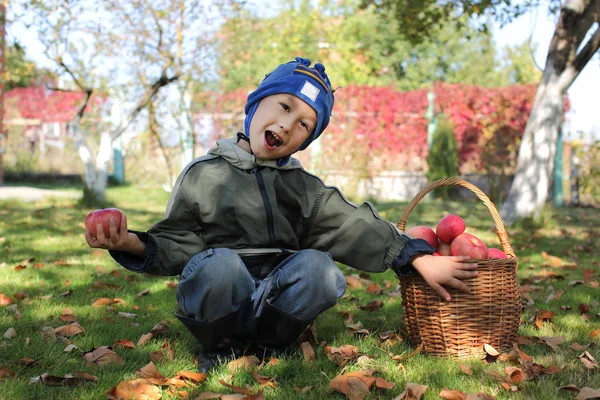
[{"x1": 208, "y1": 138, "x2": 304, "y2": 171}]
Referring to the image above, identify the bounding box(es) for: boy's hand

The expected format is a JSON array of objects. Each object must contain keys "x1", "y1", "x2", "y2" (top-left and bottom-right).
[
  {"x1": 85, "y1": 213, "x2": 145, "y2": 256},
  {"x1": 410, "y1": 254, "x2": 478, "y2": 301}
]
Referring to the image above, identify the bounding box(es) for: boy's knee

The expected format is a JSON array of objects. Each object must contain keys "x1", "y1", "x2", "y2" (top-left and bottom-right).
[
  {"x1": 298, "y1": 251, "x2": 346, "y2": 297},
  {"x1": 181, "y1": 248, "x2": 247, "y2": 283}
]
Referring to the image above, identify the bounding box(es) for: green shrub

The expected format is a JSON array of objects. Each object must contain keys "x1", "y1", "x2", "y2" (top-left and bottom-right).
[{"x1": 426, "y1": 117, "x2": 459, "y2": 199}]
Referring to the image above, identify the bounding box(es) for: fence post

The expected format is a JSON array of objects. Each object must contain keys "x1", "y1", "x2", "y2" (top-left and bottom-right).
[{"x1": 553, "y1": 129, "x2": 563, "y2": 206}]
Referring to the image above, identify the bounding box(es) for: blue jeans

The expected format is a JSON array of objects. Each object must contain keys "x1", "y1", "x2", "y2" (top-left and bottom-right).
[{"x1": 176, "y1": 248, "x2": 346, "y2": 337}]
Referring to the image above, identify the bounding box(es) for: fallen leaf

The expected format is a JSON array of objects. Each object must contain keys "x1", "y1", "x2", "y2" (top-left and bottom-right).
[
  {"x1": 251, "y1": 370, "x2": 277, "y2": 388},
  {"x1": 330, "y1": 370, "x2": 376, "y2": 399},
  {"x1": 83, "y1": 346, "x2": 125, "y2": 366},
  {"x1": 324, "y1": 344, "x2": 361, "y2": 366},
  {"x1": 535, "y1": 310, "x2": 555, "y2": 329},
  {"x1": 579, "y1": 351, "x2": 598, "y2": 370},
  {"x1": 540, "y1": 336, "x2": 564, "y2": 351},
  {"x1": 54, "y1": 322, "x2": 85, "y2": 338},
  {"x1": 575, "y1": 387, "x2": 600, "y2": 400},
  {"x1": 137, "y1": 333, "x2": 153, "y2": 347},
  {"x1": 137, "y1": 289, "x2": 150, "y2": 297},
  {"x1": 459, "y1": 364, "x2": 473, "y2": 375},
  {"x1": 92, "y1": 298, "x2": 119, "y2": 307},
  {"x1": 64, "y1": 344, "x2": 82, "y2": 353},
  {"x1": 176, "y1": 370, "x2": 206, "y2": 384},
  {"x1": 135, "y1": 361, "x2": 164, "y2": 381},
  {"x1": 300, "y1": 341, "x2": 315, "y2": 363},
  {"x1": 375, "y1": 377, "x2": 395, "y2": 390},
  {"x1": 395, "y1": 382, "x2": 428, "y2": 400},
  {"x1": 117, "y1": 312, "x2": 138, "y2": 319},
  {"x1": 439, "y1": 388, "x2": 467, "y2": 400},
  {"x1": 114, "y1": 339, "x2": 136, "y2": 349},
  {"x1": 3, "y1": 328, "x2": 16, "y2": 339},
  {"x1": 114, "y1": 379, "x2": 161, "y2": 400},
  {"x1": 0, "y1": 294, "x2": 13, "y2": 306},
  {"x1": 218, "y1": 379, "x2": 253, "y2": 395},
  {"x1": 504, "y1": 367, "x2": 525, "y2": 383},
  {"x1": 0, "y1": 368, "x2": 16, "y2": 380},
  {"x1": 359, "y1": 300, "x2": 384, "y2": 312},
  {"x1": 30, "y1": 372, "x2": 97, "y2": 386},
  {"x1": 227, "y1": 355, "x2": 260, "y2": 372},
  {"x1": 41, "y1": 326, "x2": 56, "y2": 341},
  {"x1": 345, "y1": 276, "x2": 363, "y2": 289}
]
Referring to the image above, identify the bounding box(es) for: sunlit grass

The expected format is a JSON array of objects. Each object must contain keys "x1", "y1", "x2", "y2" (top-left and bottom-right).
[{"x1": 0, "y1": 184, "x2": 599, "y2": 399}]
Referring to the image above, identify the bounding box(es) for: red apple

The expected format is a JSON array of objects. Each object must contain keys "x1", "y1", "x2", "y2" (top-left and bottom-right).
[
  {"x1": 85, "y1": 208, "x2": 123, "y2": 239},
  {"x1": 406, "y1": 226, "x2": 438, "y2": 249},
  {"x1": 436, "y1": 214, "x2": 466, "y2": 244},
  {"x1": 450, "y1": 233, "x2": 488, "y2": 259},
  {"x1": 487, "y1": 248, "x2": 507, "y2": 259},
  {"x1": 438, "y1": 242, "x2": 451, "y2": 256}
]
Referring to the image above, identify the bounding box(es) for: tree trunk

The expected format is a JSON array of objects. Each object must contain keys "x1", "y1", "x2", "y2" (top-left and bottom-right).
[
  {"x1": 500, "y1": 0, "x2": 600, "y2": 224},
  {"x1": 92, "y1": 132, "x2": 113, "y2": 202}
]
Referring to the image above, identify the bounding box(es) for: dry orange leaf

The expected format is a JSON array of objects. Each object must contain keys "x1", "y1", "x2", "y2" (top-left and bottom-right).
[
  {"x1": 345, "y1": 275, "x2": 363, "y2": 289},
  {"x1": 396, "y1": 382, "x2": 428, "y2": 400},
  {"x1": 575, "y1": 387, "x2": 600, "y2": 400},
  {"x1": 137, "y1": 333, "x2": 154, "y2": 347},
  {"x1": 579, "y1": 351, "x2": 598, "y2": 370},
  {"x1": 218, "y1": 379, "x2": 253, "y2": 395},
  {"x1": 439, "y1": 388, "x2": 467, "y2": 400},
  {"x1": 137, "y1": 289, "x2": 150, "y2": 297},
  {"x1": 227, "y1": 355, "x2": 260, "y2": 372},
  {"x1": 0, "y1": 294, "x2": 13, "y2": 306},
  {"x1": 136, "y1": 361, "x2": 164, "y2": 380},
  {"x1": 176, "y1": 370, "x2": 206, "y2": 384},
  {"x1": 92, "y1": 298, "x2": 119, "y2": 307},
  {"x1": 504, "y1": 367, "x2": 525, "y2": 384},
  {"x1": 324, "y1": 344, "x2": 361, "y2": 366},
  {"x1": 0, "y1": 368, "x2": 16, "y2": 380},
  {"x1": 300, "y1": 341, "x2": 315, "y2": 363},
  {"x1": 114, "y1": 379, "x2": 161, "y2": 400},
  {"x1": 374, "y1": 377, "x2": 395, "y2": 390},
  {"x1": 54, "y1": 322, "x2": 85, "y2": 338},
  {"x1": 540, "y1": 336, "x2": 565, "y2": 351},
  {"x1": 459, "y1": 364, "x2": 473, "y2": 375},
  {"x1": 251, "y1": 370, "x2": 277, "y2": 388},
  {"x1": 330, "y1": 370, "x2": 376, "y2": 400},
  {"x1": 83, "y1": 346, "x2": 125, "y2": 366},
  {"x1": 114, "y1": 339, "x2": 136, "y2": 349}
]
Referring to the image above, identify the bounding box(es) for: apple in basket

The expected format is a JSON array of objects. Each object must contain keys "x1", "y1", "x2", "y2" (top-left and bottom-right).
[
  {"x1": 405, "y1": 226, "x2": 438, "y2": 249},
  {"x1": 437, "y1": 242, "x2": 451, "y2": 256},
  {"x1": 85, "y1": 208, "x2": 123, "y2": 239},
  {"x1": 488, "y1": 248, "x2": 507, "y2": 259},
  {"x1": 450, "y1": 232, "x2": 488, "y2": 259},
  {"x1": 436, "y1": 214, "x2": 466, "y2": 244}
]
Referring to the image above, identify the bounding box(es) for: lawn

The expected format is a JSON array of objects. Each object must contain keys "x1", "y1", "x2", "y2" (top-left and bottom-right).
[{"x1": 0, "y1": 184, "x2": 599, "y2": 400}]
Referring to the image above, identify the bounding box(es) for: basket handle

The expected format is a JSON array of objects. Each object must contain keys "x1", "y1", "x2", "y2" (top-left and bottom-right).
[{"x1": 396, "y1": 177, "x2": 516, "y2": 258}]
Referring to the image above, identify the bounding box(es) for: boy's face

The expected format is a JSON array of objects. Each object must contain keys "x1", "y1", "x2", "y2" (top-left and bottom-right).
[{"x1": 248, "y1": 93, "x2": 317, "y2": 160}]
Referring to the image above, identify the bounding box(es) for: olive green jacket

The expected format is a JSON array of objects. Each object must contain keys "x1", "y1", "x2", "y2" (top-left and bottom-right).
[{"x1": 111, "y1": 138, "x2": 411, "y2": 276}]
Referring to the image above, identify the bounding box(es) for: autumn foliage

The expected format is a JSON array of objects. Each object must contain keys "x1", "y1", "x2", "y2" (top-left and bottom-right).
[
  {"x1": 196, "y1": 82, "x2": 554, "y2": 175},
  {"x1": 4, "y1": 87, "x2": 92, "y2": 123}
]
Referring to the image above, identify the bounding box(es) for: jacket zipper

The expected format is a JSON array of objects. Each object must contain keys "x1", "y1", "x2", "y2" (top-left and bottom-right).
[{"x1": 252, "y1": 168, "x2": 275, "y2": 244}]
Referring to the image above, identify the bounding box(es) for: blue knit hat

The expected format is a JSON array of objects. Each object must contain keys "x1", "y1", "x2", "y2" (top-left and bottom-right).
[{"x1": 243, "y1": 57, "x2": 335, "y2": 156}]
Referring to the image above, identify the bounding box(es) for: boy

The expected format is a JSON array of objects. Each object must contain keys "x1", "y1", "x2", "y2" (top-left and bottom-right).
[{"x1": 85, "y1": 57, "x2": 478, "y2": 372}]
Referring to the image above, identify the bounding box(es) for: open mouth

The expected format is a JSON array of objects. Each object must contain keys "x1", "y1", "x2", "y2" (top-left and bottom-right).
[{"x1": 265, "y1": 130, "x2": 283, "y2": 148}]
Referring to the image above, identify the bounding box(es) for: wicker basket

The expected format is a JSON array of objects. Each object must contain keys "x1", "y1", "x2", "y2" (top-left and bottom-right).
[{"x1": 397, "y1": 178, "x2": 521, "y2": 358}]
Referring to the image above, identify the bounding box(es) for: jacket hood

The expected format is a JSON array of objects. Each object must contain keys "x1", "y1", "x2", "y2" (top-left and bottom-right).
[{"x1": 208, "y1": 138, "x2": 305, "y2": 171}]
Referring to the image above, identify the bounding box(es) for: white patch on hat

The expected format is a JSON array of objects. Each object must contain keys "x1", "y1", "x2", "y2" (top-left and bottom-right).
[{"x1": 300, "y1": 81, "x2": 320, "y2": 102}]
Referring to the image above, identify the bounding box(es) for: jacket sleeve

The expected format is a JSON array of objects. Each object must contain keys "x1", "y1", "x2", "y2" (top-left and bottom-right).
[
  {"x1": 305, "y1": 185, "x2": 414, "y2": 272},
  {"x1": 110, "y1": 180, "x2": 208, "y2": 276}
]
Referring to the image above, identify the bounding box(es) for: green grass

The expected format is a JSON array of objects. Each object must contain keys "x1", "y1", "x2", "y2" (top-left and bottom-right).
[{"x1": 1, "y1": 184, "x2": 599, "y2": 399}]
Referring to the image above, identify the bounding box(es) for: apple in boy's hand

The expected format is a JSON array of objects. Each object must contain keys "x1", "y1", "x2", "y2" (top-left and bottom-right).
[
  {"x1": 436, "y1": 214, "x2": 466, "y2": 244},
  {"x1": 487, "y1": 248, "x2": 507, "y2": 259},
  {"x1": 406, "y1": 226, "x2": 439, "y2": 249},
  {"x1": 85, "y1": 208, "x2": 123, "y2": 239},
  {"x1": 450, "y1": 233, "x2": 488, "y2": 259}
]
